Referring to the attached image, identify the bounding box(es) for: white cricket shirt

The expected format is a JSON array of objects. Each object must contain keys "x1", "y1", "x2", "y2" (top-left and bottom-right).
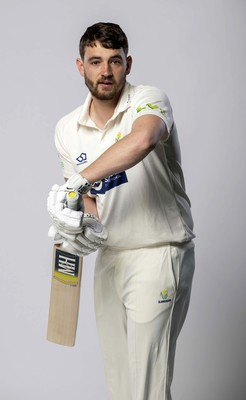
[{"x1": 55, "y1": 82, "x2": 195, "y2": 249}]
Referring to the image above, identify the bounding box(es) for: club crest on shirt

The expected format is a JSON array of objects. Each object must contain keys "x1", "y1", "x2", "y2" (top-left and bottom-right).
[
  {"x1": 115, "y1": 132, "x2": 122, "y2": 142},
  {"x1": 158, "y1": 289, "x2": 172, "y2": 304}
]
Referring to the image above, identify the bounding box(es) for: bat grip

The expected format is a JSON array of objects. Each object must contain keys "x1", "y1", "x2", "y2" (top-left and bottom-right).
[{"x1": 66, "y1": 190, "x2": 84, "y2": 212}]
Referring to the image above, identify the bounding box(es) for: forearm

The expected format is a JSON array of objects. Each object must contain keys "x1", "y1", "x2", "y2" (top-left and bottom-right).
[
  {"x1": 83, "y1": 195, "x2": 99, "y2": 218},
  {"x1": 81, "y1": 115, "x2": 167, "y2": 183},
  {"x1": 82, "y1": 133, "x2": 149, "y2": 182}
]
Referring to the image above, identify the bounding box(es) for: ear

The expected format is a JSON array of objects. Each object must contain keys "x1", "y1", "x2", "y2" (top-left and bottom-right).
[
  {"x1": 76, "y1": 58, "x2": 84, "y2": 76},
  {"x1": 126, "y1": 55, "x2": 132, "y2": 75}
]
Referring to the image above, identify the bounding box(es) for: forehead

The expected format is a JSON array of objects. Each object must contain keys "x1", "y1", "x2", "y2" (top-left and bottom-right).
[{"x1": 83, "y1": 42, "x2": 125, "y2": 60}]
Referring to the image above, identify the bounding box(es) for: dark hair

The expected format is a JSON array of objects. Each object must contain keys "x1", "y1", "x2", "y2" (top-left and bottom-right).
[{"x1": 79, "y1": 22, "x2": 129, "y2": 59}]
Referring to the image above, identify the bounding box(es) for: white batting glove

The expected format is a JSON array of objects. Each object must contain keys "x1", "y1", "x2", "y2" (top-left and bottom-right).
[
  {"x1": 47, "y1": 183, "x2": 83, "y2": 238},
  {"x1": 78, "y1": 213, "x2": 108, "y2": 249},
  {"x1": 67, "y1": 214, "x2": 108, "y2": 256},
  {"x1": 48, "y1": 214, "x2": 107, "y2": 256},
  {"x1": 66, "y1": 173, "x2": 95, "y2": 195},
  {"x1": 47, "y1": 174, "x2": 101, "y2": 237}
]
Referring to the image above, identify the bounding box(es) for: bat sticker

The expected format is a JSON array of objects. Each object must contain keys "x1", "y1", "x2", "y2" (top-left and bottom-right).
[{"x1": 54, "y1": 249, "x2": 80, "y2": 285}]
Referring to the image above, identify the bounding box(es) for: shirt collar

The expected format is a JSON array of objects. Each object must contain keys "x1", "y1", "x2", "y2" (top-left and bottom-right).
[{"x1": 77, "y1": 82, "x2": 132, "y2": 128}]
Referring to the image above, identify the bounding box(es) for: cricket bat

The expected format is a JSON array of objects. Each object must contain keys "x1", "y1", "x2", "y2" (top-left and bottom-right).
[{"x1": 47, "y1": 190, "x2": 83, "y2": 346}]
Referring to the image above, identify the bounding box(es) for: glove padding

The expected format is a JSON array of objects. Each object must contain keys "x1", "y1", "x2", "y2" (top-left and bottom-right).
[
  {"x1": 47, "y1": 183, "x2": 83, "y2": 239},
  {"x1": 48, "y1": 213, "x2": 108, "y2": 256}
]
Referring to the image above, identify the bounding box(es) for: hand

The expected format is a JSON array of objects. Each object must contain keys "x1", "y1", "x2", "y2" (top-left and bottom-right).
[
  {"x1": 79, "y1": 213, "x2": 108, "y2": 248},
  {"x1": 48, "y1": 214, "x2": 108, "y2": 256},
  {"x1": 47, "y1": 173, "x2": 100, "y2": 237},
  {"x1": 47, "y1": 183, "x2": 83, "y2": 239},
  {"x1": 66, "y1": 173, "x2": 94, "y2": 195}
]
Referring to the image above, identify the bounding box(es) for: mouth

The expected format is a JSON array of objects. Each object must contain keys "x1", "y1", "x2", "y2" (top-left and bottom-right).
[{"x1": 98, "y1": 80, "x2": 114, "y2": 87}]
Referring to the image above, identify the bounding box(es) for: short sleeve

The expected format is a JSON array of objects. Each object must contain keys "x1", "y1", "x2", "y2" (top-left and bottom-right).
[
  {"x1": 131, "y1": 86, "x2": 174, "y2": 133},
  {"x1": 54, "y1": 122, "x2": 75, "y2": 179}
]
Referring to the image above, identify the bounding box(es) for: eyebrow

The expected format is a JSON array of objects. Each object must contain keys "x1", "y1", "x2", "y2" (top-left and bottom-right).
[{"x1": 87, "y1": 54, "x2": 123, "y2": 62}]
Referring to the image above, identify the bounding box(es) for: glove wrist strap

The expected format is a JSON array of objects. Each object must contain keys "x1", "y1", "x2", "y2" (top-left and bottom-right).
[{"x1": 67, "y1": 173, "x2": 93, "y2": 194}]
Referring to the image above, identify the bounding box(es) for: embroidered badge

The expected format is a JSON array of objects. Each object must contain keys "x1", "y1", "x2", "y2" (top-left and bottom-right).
[
  {"x1": 115, "y1": 132, "x2": 122, "y2": 142},
  {"x1": 158, "y1": 289, "x2": 172, "y2": 304}
]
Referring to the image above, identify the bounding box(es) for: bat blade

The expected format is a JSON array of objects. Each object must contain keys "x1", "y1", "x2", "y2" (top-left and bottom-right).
[{"x1": 47, "y1": 244, "x2": 83, "y2": 346}]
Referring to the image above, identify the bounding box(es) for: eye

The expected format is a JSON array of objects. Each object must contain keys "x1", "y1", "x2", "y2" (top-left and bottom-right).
[
  {"x1": 111, "y1": 59, "x2": 122, "y2": 65},
  {"x1": 89, "y1": 58, "x2": 101, "y2": 66}
]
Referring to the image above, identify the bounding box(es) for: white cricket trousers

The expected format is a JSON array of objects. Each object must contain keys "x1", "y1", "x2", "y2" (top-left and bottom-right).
[{"x1": 94, "y1": 241, "x2": 195, "y2": 400}]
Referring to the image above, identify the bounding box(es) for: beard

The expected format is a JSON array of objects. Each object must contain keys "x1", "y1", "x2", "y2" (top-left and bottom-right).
[{"x1": 84, "y1": 73, "x2": 126, "y2": 101}]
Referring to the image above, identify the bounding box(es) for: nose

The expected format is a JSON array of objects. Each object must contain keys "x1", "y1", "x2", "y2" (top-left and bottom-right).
[{"x1": 101, "y1": 61, "x2": 113, "y2": 77}]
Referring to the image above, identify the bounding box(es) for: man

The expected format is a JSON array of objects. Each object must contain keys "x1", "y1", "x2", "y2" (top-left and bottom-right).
[{"x1": 48, "y1": 22, "x2": 195, "y2": 400}]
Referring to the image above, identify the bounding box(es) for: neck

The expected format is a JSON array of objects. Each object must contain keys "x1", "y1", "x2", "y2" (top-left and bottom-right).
[{"x1": 89, "y1": 97, "x2": 118, "y2": 129}]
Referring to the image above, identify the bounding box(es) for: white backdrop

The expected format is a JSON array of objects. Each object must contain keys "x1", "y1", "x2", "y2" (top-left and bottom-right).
[{"x1": 0, "y1": 0, "x2": 245, "y2": 399}]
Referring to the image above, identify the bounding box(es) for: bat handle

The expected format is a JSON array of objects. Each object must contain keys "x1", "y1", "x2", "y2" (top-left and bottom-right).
[{"x1": 66, "y1": 190, "x2": 84, "y2": 212}]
